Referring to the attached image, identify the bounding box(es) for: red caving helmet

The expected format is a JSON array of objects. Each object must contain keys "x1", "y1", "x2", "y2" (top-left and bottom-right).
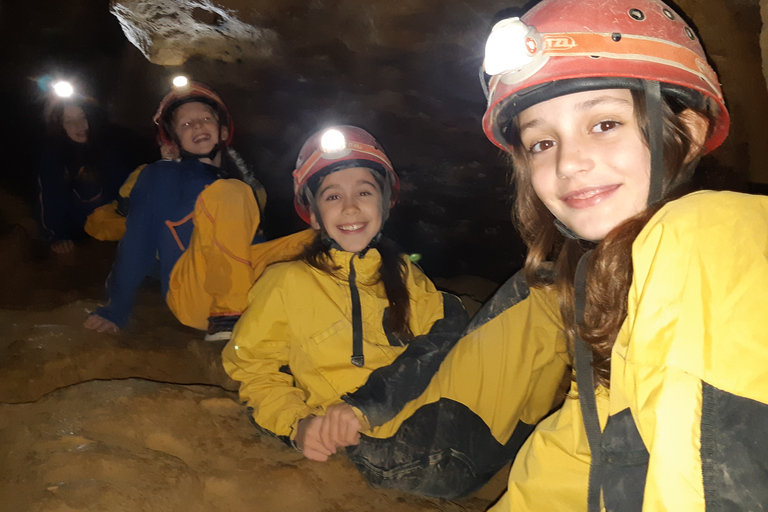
[
  {"x1": 481, "y1": 0, "x2": 729, "y2": 155},
  {"x1": 152, "y1": 81, "x2": 234, "y2": 150},
  {"x1": 292, "y1": 125, "x2": 400, "y2": 224}
]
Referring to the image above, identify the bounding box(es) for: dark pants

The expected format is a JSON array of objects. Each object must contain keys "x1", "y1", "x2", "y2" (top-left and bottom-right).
[{"x1": 346, "y1": 400, "x2": 535, "y2": 499}]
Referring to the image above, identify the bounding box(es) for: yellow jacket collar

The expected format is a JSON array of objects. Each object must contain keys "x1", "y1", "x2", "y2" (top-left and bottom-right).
[{"x1": 328, "y1": 248, "x2": 382, "y2": 281}]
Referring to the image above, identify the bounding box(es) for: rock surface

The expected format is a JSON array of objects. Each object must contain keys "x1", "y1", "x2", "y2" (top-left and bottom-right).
[{"x1": 0, "y1": 231, "x2": 506, "y2": 512}]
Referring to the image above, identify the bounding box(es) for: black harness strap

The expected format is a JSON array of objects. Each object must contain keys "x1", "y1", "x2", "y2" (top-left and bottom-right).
[
  {"x1": 348, "y1": 255, "x2": 365, "y2": 367},
  {"x1": 573, "y1": 250, "x2": 604, "y2": 512}
]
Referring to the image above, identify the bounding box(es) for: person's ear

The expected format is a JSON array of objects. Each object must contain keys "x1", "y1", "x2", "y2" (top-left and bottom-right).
[
  {"x1": 680, "y1": 109, "x2": 709, "y2": 163},
  {"x1": 220, "y1": 125, "x2": 229, "y2": 143},
  {"x1": 309, "y1": 211, "x2": 321, "y2": 231}
]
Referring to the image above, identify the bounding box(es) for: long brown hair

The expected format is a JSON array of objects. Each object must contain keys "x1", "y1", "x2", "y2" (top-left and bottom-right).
[{"x1": 508, "y1": 89, "x2": 715, "y2": 387}]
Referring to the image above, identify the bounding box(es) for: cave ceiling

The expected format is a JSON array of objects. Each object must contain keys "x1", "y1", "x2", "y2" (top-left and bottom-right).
[{"x1": 1, "y1": 0, "x2": 767, "y2": 280}]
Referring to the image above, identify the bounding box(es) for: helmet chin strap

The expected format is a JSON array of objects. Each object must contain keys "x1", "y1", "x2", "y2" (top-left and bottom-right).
[
  {"x1": 644, "y1": 80, "x2": 665, "y2": 206},
  {"x1": 179, "y1": 144, "x2": 221, "y2": 161}
]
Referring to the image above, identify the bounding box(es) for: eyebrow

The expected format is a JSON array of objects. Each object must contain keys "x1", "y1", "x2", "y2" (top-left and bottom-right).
[
  {"x1": 318, "y1": 178, "x2": 378, "y2": 196},
  {"x1": 518, "y1": 94, "x2": 633, "y2": 135}
]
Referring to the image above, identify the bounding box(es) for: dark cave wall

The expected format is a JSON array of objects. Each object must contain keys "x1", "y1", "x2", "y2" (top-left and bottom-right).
[{"x1": 2, "y1": 0, "x2": 767, "y2": 281}]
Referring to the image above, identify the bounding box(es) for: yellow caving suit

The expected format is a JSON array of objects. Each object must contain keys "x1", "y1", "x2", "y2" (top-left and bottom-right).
[
  {"x1": 222, "y1": 247, "x2": 468, "y2": 441},
  {"x1": 84, "y1": 164, "x2": 145, "y2": 241},
  {"x1": 370, "y1": 190, "x2": 768, "y2": 508}
]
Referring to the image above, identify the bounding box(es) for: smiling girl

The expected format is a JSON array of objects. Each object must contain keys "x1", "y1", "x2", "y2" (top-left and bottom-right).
[
  {"x1": 346, "y1": 0, "x2": 768, "y2": 507},
  {"x1": 84, "y1": 82, "x2": 277, "y2": 340},
  {"x1": 481, "y1": 0, "x2": 767, "y2": 508},
  {"x1": 222, "y1": 125, "x2": 467, "y2": 467}
]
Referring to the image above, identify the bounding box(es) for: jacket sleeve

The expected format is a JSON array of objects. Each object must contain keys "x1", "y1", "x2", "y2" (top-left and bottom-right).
[
  {"x1": 614, "y1": 192, "x2": 768, "y2": 512},
  {"x1": 221, "y1": 267, "x2": 312, "y2": 437},
  {"x1": 94, "y1": 167, "x2": 164, "y2": 327},
  {"x1": 344, "y1": 261, "x2": 469, "y2": 427},
  {"x1": 368, "y1": 270, "x2": 569, "y2": 446}
]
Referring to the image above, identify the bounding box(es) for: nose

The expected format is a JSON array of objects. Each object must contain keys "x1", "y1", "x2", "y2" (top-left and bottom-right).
[
  {"x1": 555, "y1": 137, "x2": 593, "y2": 179},
  {"x1": 342, "y1": 196, "x2": 361, "y2": 215}
]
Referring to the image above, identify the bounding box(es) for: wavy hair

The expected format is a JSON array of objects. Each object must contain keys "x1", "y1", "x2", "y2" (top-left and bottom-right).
[{"x1": 507, "y1": 89, "x2": 715, "y2": 387}]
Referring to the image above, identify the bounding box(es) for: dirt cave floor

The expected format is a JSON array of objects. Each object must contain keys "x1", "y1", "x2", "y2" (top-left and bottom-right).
[{"x1": 0, "y1": 229, "x2": 506, "y2": 512}]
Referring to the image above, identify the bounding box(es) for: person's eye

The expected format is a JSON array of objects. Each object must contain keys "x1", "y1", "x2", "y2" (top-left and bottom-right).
[
  {"x1": 529, "y1": 139, "x2": 555, "y2": 154},
  {"x1": 593, "y1": 120, "x2": 620, "y2": 133},
  {"x1": 324, "y1": 193, "x2": 339, "y2": 201},
  {"x1": 359, "y1": 190, "x2": 372, "y2": 197}
]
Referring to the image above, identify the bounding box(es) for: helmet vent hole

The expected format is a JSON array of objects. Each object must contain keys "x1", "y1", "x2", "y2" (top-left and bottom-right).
[
  {"x1": 662, "y1": 9, "x2": 675, "y2": 20},
  {"x1": 628, "y1": 8, "x2": 646, "y2": 21},
  {"x1": 611, "y1": 33, "x2": 622, "y2": 42},
  {"x1": 685, "y1": 27, "x2": 695, "y2": 40},
  {"x1": 590, "y1": 55, "x2": 601, "y2": 59}
]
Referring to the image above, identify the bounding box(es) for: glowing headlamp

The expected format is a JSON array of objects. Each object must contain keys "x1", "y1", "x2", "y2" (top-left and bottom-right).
[
  {"x1": 483, "y1": 18, "x2": 543, "y2": 76},
  {"x1": 320, "y1": 129, "x2": 347, "y2": 154},
  {"x1": 172, "y1": 75, "x2": 190, "y2": 88},
  {"x1": 52, "y1": 81, "x2": 75, "y2": 98}
]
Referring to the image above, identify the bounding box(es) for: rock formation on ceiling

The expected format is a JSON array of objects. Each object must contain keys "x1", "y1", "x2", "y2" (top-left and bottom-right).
[{"x1": 111, "y1": 0, "x2": 278, "y2": 65}]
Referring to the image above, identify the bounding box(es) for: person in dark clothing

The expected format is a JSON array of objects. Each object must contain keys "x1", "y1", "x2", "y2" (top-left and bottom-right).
[{"x1": 37, "y1": 97, "x2": 134, "y2": 253}]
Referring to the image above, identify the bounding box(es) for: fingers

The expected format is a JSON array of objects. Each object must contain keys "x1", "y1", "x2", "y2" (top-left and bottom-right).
[
  {"x1": 296, "y1": 408, "x2": 363, "y2": 462},
  {"x1": 296, "y1": 416, "x2": 335, "y2": 461},
  {"x1": 301, "y1": 446, "x2": 330, "y2": 462},
  {"x1": 322, "y1": 404, "x2": 362, "y2": 448}
]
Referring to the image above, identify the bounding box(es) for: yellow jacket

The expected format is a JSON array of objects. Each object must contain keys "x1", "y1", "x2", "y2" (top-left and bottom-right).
[
  {"x1": 222, "y1": 248, "x2": 455, "y2": 438},
  {"x1": 364, "y1": 265, "x2": 570, "y2": 488},
  {"x1": 492, "y1": 190, "x2": 768, "y2": 511}
]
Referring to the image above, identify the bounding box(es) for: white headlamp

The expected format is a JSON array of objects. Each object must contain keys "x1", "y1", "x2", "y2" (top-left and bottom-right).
[
  {"x1": 320, "y1": 129, "x2": 347, "y2": 155},
  {"x1": 172, "y1": 75, "x2": 189, "y2": 88},
  {"x1": 484, "y1": 18, "x2": 544, "y2": 77},
  {"x1": 52, "y1": 81, "x2": 75, "y2": 98}
]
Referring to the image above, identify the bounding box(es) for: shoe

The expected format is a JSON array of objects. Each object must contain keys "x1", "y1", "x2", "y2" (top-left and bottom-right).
[{"x1": 204, "y1": 315, "x2": 240, "y2": 342}]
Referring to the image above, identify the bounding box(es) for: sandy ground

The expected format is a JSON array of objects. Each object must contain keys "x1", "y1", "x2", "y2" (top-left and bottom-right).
[{"x1": 0, "y1": 230, "x2": 507, "y2": 512}]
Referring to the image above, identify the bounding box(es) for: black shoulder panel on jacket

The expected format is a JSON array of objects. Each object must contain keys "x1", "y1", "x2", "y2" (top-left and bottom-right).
[
  {"x1": 600, "y1": 407, "x2": 649, "y2": 512},
  {"x1": 701, "y1": 381, "x2": 768, "y2": 511},
  {"x1": 344, "y1": 293, "x2": 469, "y2": 427},
  {"x1": 467, "y1": 270, "x2": 530, "y2": 332}
]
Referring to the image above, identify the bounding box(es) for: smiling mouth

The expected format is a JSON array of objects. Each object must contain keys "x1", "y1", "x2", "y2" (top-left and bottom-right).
[
  {"x1": 192, "y1": 134, "x2": 211, "y2": 143},
  {"x1": 560, "y1": 185, "x2": 620, "y2": 208},
  {"x1": 338, "y1": 223, "x2": 365, "y2": 232}
]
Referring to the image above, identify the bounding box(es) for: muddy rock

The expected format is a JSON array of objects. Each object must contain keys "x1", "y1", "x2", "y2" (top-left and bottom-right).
[{"x1": 0, "y1": 239, "x2": 505, "y2": 511}]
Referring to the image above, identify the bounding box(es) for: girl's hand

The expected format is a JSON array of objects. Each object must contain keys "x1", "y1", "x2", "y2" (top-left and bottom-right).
[
  {"x1": 320, "y1": 403, "x2": 362, "y2": 448},
  {"x1": 295, "y1": 415, "x2": 336, "y2": 461},
  {"x1": 84, "y1": 314, "x2": 120, "y2": 334}
]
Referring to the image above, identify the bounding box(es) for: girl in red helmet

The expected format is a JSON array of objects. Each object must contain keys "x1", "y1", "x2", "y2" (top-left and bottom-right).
[
  {"x1": 352, "y1": 0, "x2": 768, "y2": 508},
  {"x1": 84, "y1": 82, "x2": 279, "y2": 341},
  {"x1": 222, "y1": 126, "x2": 468, "y2": 467}
]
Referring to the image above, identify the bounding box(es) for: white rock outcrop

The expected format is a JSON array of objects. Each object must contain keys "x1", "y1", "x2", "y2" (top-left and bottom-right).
[{"x1": 110, "y1": 0, "x2": 277, "y2": 65}]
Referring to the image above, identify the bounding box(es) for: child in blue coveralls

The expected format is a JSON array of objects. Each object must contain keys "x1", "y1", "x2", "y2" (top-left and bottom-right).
[{"x1": 84, "y1": 82, "x2": 287, "y2": 341}]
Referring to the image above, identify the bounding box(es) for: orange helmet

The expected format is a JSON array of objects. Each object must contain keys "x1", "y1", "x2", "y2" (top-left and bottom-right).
[
  {"x1": 482, "y1": 0, "x2": 729, "y2": 155},
  {"x1": 292, "y1": 126, "x2": 400, "y2": 224},
  {"x1": 152, "y1": 81, "x2": 234, "y2": 150}
]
